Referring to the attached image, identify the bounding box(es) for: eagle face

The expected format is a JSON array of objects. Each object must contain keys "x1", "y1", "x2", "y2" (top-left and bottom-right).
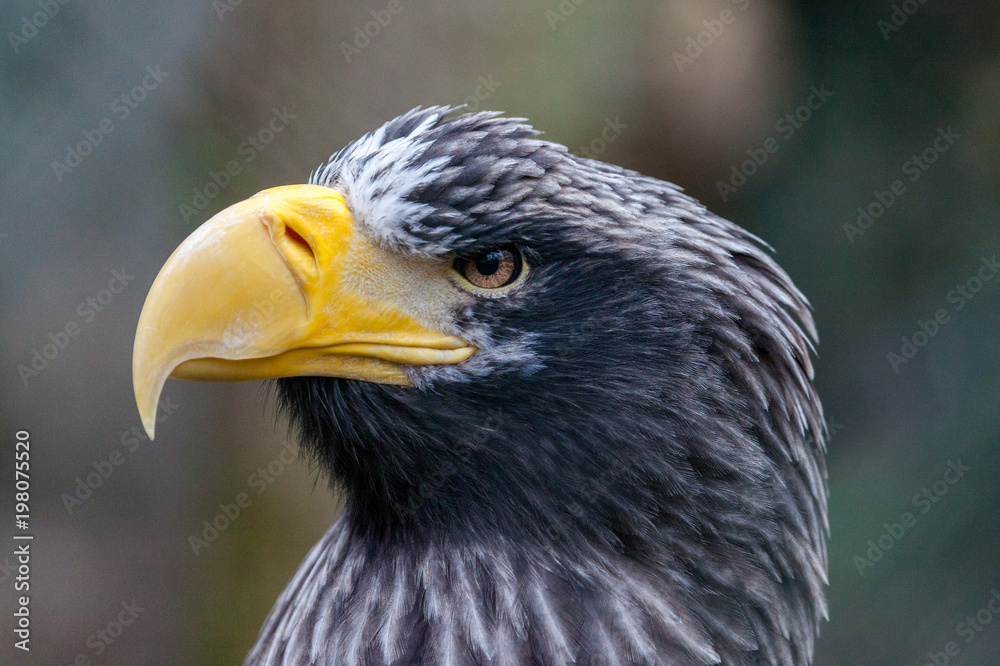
[{"x1": 135, "y1": 107, "x2": 827, "y2": 665}]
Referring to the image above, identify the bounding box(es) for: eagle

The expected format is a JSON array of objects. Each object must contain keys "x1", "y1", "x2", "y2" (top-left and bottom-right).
[{"x1": 133, "y1": 107, "x2": 827, "y2": 665}]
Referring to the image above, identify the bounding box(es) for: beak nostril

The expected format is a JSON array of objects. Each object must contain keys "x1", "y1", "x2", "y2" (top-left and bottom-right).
[
  {"x1": 284, "y1": 225, "x2": 313, "y2": 257},
  {"x1": 272, "y1": 222, "x2": 319, "y2": 286}
]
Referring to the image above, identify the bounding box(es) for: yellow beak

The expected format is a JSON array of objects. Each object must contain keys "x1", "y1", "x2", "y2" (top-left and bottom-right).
[{"x1": 133, "y1": 184, "x2": 475, "y2": 439}]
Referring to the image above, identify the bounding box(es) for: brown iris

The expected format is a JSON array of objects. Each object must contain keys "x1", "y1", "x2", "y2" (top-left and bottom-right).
[{"x1": 455, "y1": 247, "x2": 523, "y2": 290}]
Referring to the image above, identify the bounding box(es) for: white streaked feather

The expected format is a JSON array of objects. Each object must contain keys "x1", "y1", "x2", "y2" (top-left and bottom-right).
[
  {"x1": 592, "y1": 619, "x2": 627, "y2": 666},
  {"x1": 377, "y1": 568, "x2": 412, "y2": 664},
  {"x1": 453, "y1": 554, "x2": 493, "y2": 660},
  {"x1": 311, "y1": 109, "x2": 453, "y2": 255},
  {"x1": 607, "y1": 594, "x2": 657, "y2": 663},
  {"x1": 528, "y1": 577, "x2": 576, "y2": 663},
  {"x1": 246, "y1": 525, "x2": 741, "y2": 665}
]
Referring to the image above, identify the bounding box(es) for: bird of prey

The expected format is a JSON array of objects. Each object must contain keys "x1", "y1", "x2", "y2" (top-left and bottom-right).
[{"x1": 133, "y1": 107, "x2": 827, "y2": 665}]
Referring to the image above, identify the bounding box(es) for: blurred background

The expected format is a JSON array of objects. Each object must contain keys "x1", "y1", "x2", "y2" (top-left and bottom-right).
[{"x1": 1, "y1": 0, "x2": 998, "y2": 664}]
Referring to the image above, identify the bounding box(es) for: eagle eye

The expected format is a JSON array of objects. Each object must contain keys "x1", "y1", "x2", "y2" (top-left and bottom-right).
[{"x1": 453, "y1": 246, "x2": 525, "y2": 292}]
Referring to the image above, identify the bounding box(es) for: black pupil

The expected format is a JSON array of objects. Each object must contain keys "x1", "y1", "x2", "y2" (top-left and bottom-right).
[{"x1": 476, "y1": 252, "x2": 503, "y2": 276}]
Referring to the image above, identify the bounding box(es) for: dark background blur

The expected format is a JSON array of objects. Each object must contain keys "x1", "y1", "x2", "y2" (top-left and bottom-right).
[{"x1": 2, "y1": 1, "x2": 998, "y2": 664}]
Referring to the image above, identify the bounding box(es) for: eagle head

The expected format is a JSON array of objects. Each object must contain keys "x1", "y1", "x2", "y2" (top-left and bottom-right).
[{"x1": 134, "y1": 107, "x2": 827, "y2": 665}]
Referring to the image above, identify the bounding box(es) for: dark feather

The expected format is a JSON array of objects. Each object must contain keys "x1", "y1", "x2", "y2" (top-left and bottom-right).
[{"x1": 247, "y1": 108, "x2": 827, "y2": 665}]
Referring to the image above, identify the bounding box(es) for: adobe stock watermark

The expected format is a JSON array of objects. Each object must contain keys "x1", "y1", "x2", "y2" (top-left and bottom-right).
[
  {"x1": 7, "y1": 0, "x2": 74, "y2": 53},
  {"x1": 888, "y1": 254, "x2": 998, "y2": 372},
  {"x1": 212, "y1": 0, "x2": 246, "y2": 20},
  {"x1": 878, "y1": 0, "x2": 930, "y2": 41},
  {"x1": 716, "y1": 84, "x2": 833, "y2": 202},
  {"x1": 577, "y1": 117, "x2": 627, "y2": 160},
  {"x1": 805, "y1": 414, "x2": 844, "y2": 448},
  {"x1": 208, "y1": 289, "x2": 293, "y2": 345},
  {"x1": 853, "y1": 458, "x2": 970, "y2": 576},
  {"x1": 51, "y1": 65, "x2": 169, "y2": 182},
  {"x1": 545, "y1": 0, "x2": 589, "y2": 31},
  {"x1": 63, "y1": 599, "x2": 145, "y2": 664},
  {"x1": 401, "y1": 409, "x2": 506, "y2": 519},
  {"x1": 673, "y1": 0, "x2": 751, "y2": 73},
  {"x1": 188, "y1": 441, "x2": 298, "y2": 556},
  {"x1": 460, "y1": 75, "x2": 502, "y2": 113},
  {"x1": 844, "y1": 126, "x2": 960, "y2": 244},
  {"x1": 920, "y1": 588, "x2": 1000, "y2": 666},
  {"x1": 340, "y1": 0, "x2": 405, "y2": 63},
  {"x1": 546, "y1": 456, "x2": 623, "y2": 543},
  {"x1": 61, "y1": 396, "x2": 181, "y2": 515},
  {"x1": 17, "y1": 267, "x2": 135, "y2": 386},
  {"x1": 178, "y1": 106, "x2": 296, "y2": 225}
]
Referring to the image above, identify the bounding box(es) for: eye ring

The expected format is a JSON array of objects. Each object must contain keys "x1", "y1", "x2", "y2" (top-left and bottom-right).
[{"x1": 452, "y1": 246, "x2": 527, "y2": 294}]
